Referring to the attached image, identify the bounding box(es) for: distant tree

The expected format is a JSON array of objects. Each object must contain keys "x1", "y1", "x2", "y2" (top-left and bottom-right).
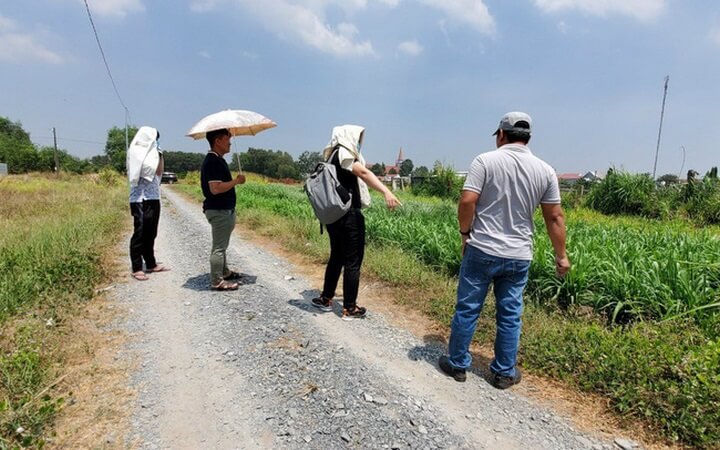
[
  {"x1": 0, "y1": 117, "x2": 38, "y2": 173},
  {"x1": 0, "y1": 117, "x2": 31, "y2": 144},
  {"x1": 399, "y1": 159, "x2": 414, "y2": 176},
  {"x1": 239, "y1": 147, "x2": 300, "y2": 179},
  {"x1": 163, "y1": 151, "x2": 206, "y2": 174},
  {"x1": 104, "y1": 125, "x2": 139, "y2": 173},
  {"x1": 412, "y1": 166, "x2": 430, "y2": 177},
  {"x1": 88, "y1": 154, "x2": 111, "y2": 169},
  {"x1": 295, "y1": 151, "x2": 323, "y2": 176},
  {"x1": 370, "y1": 163, "x2": 385, "y2": 177},
  {"x1": 657, "y1": 173, "x2": 679, "y2": 185},
  {"x1": 388, "y1": 167, "x2": 398, "y2": 175}
]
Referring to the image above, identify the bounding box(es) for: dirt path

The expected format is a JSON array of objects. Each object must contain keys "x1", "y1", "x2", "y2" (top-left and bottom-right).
[{"x1": 58, "y1": 188, "x2": 639, "y2": 449}]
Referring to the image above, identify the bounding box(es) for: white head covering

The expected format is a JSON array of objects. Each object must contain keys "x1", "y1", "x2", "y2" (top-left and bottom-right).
[
  {"x1": 126, "y1": 126, "x2": 160, "y2": 186},
  {"x1": 322, "y1": 124, "x2": 371, "y2": 208},
  {"x1": 322, "y1": 124, "x2": 365, "y2": 160}
]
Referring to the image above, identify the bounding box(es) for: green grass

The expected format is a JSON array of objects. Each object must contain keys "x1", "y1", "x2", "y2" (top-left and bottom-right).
[
  {"x1": 0, "y1": 172, "x2": 127, "y2": 448},
  {"x1": 176, "y1": 175, "x2": 720, "y2": 448}
]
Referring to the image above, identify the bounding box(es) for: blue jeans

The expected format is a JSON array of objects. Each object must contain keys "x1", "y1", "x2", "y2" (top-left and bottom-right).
[{"x1": 448, "y1": 245, "x2": 530, "y2": 378}]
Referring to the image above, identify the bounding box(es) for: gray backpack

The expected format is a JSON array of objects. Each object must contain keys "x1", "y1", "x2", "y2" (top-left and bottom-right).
[{"x1": 304, "y1": 148, "x2": 352, "y2": 227}]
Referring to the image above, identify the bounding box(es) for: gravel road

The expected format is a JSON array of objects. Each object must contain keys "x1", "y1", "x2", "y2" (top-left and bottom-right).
[{"x1": 111, "y1": 187, "x2": 622, "y2": 450}]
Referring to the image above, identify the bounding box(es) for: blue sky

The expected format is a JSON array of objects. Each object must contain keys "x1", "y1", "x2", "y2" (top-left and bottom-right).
[{"x1": 1, "y1": 0, "x2": 719, "y2": 176}]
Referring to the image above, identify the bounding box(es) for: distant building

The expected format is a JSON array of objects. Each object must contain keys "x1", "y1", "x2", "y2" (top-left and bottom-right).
[
  {"x1": 366, "y1": 147, "x2": 407, "y2": 179},
  {"x1": 557, "y1": 171, "x2": 603, "y2": 185},
  {"x1": 0, "y1": 163, "x2": 7, "y2": 176}
]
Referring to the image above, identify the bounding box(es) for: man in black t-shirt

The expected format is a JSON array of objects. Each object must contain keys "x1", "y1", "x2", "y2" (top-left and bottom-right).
[{"x1": 200, "y1": 128, "x2": 245, "y2": 290}]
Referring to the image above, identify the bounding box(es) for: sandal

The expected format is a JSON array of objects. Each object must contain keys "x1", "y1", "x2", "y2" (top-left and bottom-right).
[
  {"x1": 223, "y1": 270, "x2": 242, "y2": 280},
  {"x1": 131, "y1": 271, "x2": 149, "y2": 281},
  {"x1": 148, "y1": 264, "x2": 171, "y2": 273},
  {"x1": 211, "y1": 280, "x2": 239, "y2": 291}
]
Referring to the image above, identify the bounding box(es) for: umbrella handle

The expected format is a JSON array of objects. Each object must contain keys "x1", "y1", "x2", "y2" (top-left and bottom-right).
[{"x1": 236, "y1": 153, "x2": 243, "y2": 174}]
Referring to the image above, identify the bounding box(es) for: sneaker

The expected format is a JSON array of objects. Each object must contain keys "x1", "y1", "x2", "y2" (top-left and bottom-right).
[
  {"x1": 311, "y1": 296, "x2": 332, "y2": 312},
  {"x1": 341, "y1": 306, "x2": 367, "y2": 320},
  {"x1": 489, "y1": 368, "x2": 522, "y2": 390},
  {"x1": 438, "y1": 356, "x2": 466, "y2": 382}
]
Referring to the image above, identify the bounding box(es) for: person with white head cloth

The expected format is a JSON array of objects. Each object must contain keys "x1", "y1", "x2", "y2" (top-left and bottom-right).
[
  {"x1": 438, "y1": 112, "x2": 570, "y2": 389},
  {"x1": 127, "y1": 126, "x2": 170, "y2": 280},
  {"x1": 311, "y1": 125, "x2": 402, "y2": 320}
]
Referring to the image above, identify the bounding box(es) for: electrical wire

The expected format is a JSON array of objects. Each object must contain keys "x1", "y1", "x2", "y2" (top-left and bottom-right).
[
  {"x1": 83, "y1": 0, "x2": 130, "y2": 118},
  {"x1": 35, "y1": 136, "x2": 105, "y2": 145}
]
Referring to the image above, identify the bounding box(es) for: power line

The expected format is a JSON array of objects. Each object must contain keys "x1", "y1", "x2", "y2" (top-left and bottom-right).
[
  {"x1": 35, "y1": 136, "x2": 105, "y2": 145},
  {"x1": 83, "y1": 0, "x2": 130, "y2": 119}
]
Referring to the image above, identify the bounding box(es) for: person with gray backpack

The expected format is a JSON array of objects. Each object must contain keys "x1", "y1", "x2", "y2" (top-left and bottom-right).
[{"x1": 309, "y1": 125, "x2": 401, "y2": 320}]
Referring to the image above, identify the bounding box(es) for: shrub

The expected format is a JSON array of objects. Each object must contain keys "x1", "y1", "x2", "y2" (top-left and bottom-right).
[
  {"x1": 412, "y1": 163, "x2": 463, "y2": 201},
  {"x1": 585, "y1": 170, "x2": 664, "y2": 218}
]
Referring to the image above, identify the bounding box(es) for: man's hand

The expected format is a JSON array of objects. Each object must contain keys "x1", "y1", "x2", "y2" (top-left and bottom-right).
[
  {"x1": 555, "y1": 254, "x2": 570, "y2": 278},
  {"x1": 234, "y1": 174, "x2": 246, "y2": 185}
]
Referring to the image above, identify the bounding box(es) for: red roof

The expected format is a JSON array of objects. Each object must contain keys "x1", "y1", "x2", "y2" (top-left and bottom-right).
[{"x1": 557, "y1": 173, "x2": 582, "y2": 180}]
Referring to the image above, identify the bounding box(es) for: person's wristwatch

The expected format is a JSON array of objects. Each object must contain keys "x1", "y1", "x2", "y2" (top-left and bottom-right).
[{"x1": 460, "y1": 229, "x2": 471, "y2": 236}]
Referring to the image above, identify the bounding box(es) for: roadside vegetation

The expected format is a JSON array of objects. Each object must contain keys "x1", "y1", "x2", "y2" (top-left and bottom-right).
[
  {"x1": 177, "y1": 172, "x2": 719, "y2": 449},
  {"x1": 0, "y1": 171, "x2": 126, "y2": 448}
]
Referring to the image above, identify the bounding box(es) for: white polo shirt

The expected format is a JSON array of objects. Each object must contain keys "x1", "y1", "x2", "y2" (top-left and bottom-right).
[{"x1": 463, "y1": 143, "x2": 560, "y2": 260}]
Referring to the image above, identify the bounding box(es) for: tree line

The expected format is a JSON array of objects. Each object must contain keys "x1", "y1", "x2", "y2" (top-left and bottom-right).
[{"x1": 0, "y1": 118, "x2": 431, "y2": 181}]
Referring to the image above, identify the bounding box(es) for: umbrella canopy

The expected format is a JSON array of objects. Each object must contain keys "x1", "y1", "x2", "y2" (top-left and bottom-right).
[{"x1": 186, "y1": 109, "x2": 277, "y2": 140}]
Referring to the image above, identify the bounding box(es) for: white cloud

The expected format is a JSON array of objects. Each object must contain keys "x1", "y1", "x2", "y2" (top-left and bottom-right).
[
  {"x1": 236, "y1": 0, "x2": 374, "y2": 57},
  {"x1": 0, "y1": 33, "x2": 63, "y2": 64},
  {"x1": 0, "y1": 14, "x2": 63, "y2": 64},
  {"x1": 88, "y1": 0, "x2": 145, "y2": 18},
  {"x1": 397, "y1": 39, "x2": 423, "y2": 55},
  {"x1": 420, "y1": 0, "x2": 495, "y2": 34},
  {"x1": 190, "y1": 0, "x2": 221, "y2": 13},
  {"x1": 533, "y1": 0, "x2": 666, "y2": 21},
  {"x1": 194, "y1": 0, "x2": 494, "y2": 56},
  {"x1": 198, "y1": 50, "x2": 211, "y2": 59},
  {"x1": 0, "y1": 15, "x2": 16, "y2": 31},
  {"x1": 337, "y1": 22, "x2": 359, "y2": 38},
  {"x1": 710, "y1": 26, "x2": 720, "y2": 47}
]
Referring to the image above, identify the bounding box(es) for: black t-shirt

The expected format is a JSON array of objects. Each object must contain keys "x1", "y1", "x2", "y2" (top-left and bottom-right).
[
  {"x1": 330, "y1": 149, "x2": 361, "y2": 209},
  {"x1": 201, "y1": 152, "x2": 236, "y2": 211}
]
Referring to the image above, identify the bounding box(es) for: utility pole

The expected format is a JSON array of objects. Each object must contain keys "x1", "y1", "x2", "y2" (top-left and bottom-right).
[
  {"x1": 652, "y1": 75, "x2": 669, "y2": 180},
  {"x1": 52, "y1": 127, "x2": 59, "y2": 177}
]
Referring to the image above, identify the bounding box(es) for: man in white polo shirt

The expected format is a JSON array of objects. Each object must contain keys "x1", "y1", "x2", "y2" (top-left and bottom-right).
[{"x1": 439, "y1": 112, "x2": 570, "y2": 389}]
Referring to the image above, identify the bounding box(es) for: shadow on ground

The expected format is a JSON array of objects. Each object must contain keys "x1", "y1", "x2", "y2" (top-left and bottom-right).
[
  {"x1": 288, "y1": 290, "x2": 347, "y2": 318},
  {"x1": 182, "y1": 273, "x2": 257, "y2": 291},
  {"x1": 408, "y1": 334, "x2": 493, "y2": 384}
]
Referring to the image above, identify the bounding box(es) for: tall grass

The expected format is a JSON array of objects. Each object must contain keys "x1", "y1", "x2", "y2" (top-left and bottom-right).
[
  {"x1": 530, "y1": 212, "x2": 720, "y2": 332},
  {"x1": 0, "y1": 173, "x2": 127, "y2": 447}
]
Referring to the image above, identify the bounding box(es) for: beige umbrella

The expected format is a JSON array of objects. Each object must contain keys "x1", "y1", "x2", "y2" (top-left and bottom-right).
[{"x1": 186, "y1": 109, "x2": 277, "y2": 139}]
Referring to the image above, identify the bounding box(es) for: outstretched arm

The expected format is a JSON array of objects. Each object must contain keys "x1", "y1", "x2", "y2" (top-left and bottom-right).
[
  {"x1": 351, "y1": 162, "x2": 402, "y2": 210},
  {"x1": 541, "y1": 203, "x2": 570, "y2": 277}
]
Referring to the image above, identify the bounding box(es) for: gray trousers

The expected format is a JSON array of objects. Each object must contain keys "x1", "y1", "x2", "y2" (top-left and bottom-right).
[{"x1": 204, "y1": 209, "x2": 236, "y2": 285}]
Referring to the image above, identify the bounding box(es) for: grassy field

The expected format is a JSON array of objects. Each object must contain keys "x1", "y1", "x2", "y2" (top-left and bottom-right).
[
  {"x1": 177, "y1": 174, "x2": 719, "y2": 449},
  {"x1": 0, "y1": 172, "x2": 127, "y2": 448}
]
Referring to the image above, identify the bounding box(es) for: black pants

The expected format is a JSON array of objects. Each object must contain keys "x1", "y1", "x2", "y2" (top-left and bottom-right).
[
  {"x1": 129, "y1": 200, "x2": 161, "y2": 272},
  {"x1": 322, "y1": 209, "x2": 365, "y2": 309}
]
